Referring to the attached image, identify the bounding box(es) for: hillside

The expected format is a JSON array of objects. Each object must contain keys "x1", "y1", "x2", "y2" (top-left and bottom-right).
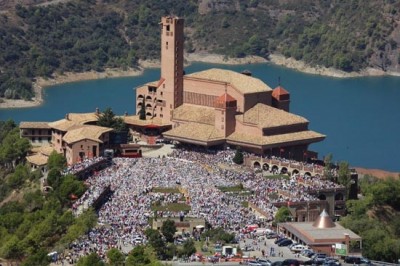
[{"x1": 0, "y1": 0, "x2": 399, "y2": 100}]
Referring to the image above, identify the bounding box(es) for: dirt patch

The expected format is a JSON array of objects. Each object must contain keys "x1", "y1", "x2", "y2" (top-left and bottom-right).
[{"x1": 354, "y1": 167, "x2": 399, "y2": 179}]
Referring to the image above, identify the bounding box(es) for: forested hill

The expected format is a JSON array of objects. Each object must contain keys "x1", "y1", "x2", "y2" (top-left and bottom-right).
[{"x1": 1, "y1": 0, "x2": 400, "y2": 100}]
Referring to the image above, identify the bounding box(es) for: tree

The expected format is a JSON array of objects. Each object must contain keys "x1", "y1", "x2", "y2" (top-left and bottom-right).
[
  {"x1": 179, "y1": 239, "x2": 196, "y2": 258},
  {"x1": 0, "y1": 127, "x2": 31, "y2": 169},
  {"x1": 139, "y1": 98, "x2": 146, "y2": 120},
  {"x1": 47, "y1": 151, "x2": 66, "y2": 170},
  {"x1": 275, "y1": 206, "x2": 291, "y2": 223},
  {"x1": 77, "y1": 253, "x2": 105, "y2": 266},
  {"x1": 338, "y1": 161, "x2": 352, "y2": 196},
  {"x1": 323, "y1": 153, "x2": 334, "y2": 180},
  {"x1": 97, "y1": 107, "x2": 127, "y2": 132},
  {"x1": 7, "y1": 164, "x2": 29, "y2": 189},
  {"x1": 145, "y1": 228, "x2": 166, "y2": 258},
  {"x1": 232, "y1": 147, "x2": 244, "y2": 164},
  {"x1": 161, "y1": 219, "x2": 176, "y2": 243},
  {"x1": 126, "y1": 245, "x2": 162, "y2": 266},
  {"x1": 107, "y1": 248, "x2": 125, "y2": 266}
]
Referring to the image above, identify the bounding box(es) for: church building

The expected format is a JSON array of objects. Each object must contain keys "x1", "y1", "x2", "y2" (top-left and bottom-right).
[{"x1": 135, "y1": 16, "x2": 325, "y2": 159}]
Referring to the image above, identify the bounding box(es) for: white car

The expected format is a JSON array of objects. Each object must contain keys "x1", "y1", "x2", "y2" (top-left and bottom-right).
[{"x1": 290, "y1": 244, "x2": 308, "y2": 252}]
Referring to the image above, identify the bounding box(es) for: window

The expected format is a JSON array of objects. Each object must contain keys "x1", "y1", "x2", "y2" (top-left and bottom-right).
[
  {"x1": 166, "y1": 25, "x2": 170, "y2": 31},
  {"x1": 160, "y1": 92, "x2": 163, "y2": 96},
  {"x1": 163, "y1": 84, "x2": 165, "y2": 88}
]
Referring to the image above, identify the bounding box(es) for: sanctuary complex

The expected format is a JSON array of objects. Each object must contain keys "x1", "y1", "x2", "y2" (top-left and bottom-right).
[
  {"x1": 135, "y1": 16, "x2": 325, "y2": 159},
  {"x1": 19, "y1": 16, "x2": 325, "y2": 168}
]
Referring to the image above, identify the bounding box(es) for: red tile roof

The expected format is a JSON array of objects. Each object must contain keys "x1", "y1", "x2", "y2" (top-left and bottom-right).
[
  {"x1": 272, "y1": 86, "x2": 289, "y2": 98},
  {"x1": 215, "y1": 93, "x2": 237, "y2": 108}
]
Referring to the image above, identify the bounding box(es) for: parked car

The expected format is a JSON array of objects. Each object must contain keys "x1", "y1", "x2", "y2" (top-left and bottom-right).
[
  {"x1": 275, "y1": 238, "x2": 288, "y2": 244},
  {"x1": 257, "y1": 259, "x2": 272, "y2": 266},
  {"x1": 344, "y1": 256, "x2": 371, "y2": 265},
  {"x1": 266, "y1": 232, "x2": 279, "y2": 239},
  {"x1": 323, "y1": 257, "x2": 341, "y2": 266},
  {"x1": 248, "y1": 260, "x2": 263, "y2": 266},
  {"x1": 312, "y1": 253, "x2": 328, "y2": 265},
  {"x1": 300, "y1": 249, "x2": 314, "y2": 257},
  {"x1": 290, "y1": 244, "x2": 308, "y2": 252},
  {"x1": 278, "y1": 239, "x2": 293, "y2": 247},
  {"x1": 282, "y1": 259, "x2": 300, "y2": 266}
]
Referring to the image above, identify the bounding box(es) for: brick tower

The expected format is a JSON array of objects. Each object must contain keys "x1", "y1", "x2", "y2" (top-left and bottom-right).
[{"x1": 159, "y1": 16, "x2": 184, "y2": 123}]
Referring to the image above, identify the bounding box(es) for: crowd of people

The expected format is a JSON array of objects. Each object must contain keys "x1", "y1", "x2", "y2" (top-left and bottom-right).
[
  {"x1": 65, "y1": 146, "x2": 344, "y2": 259},
  {"x1": 62, "y1": 157, "x2": 106, "y2": 176}
]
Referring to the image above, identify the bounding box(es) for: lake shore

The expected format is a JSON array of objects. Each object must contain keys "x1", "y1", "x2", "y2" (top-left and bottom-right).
[{"x1": 1, "y1": 52, "x2": 400, "y2": 110}]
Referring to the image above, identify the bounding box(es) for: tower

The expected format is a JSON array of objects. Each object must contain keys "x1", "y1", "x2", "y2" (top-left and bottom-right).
[
  {"x1": 214, "y1": 92, "x2": 237, "y2": 137},
  {"x1": 159, "y1": 16, "x2": 184, "y2": 124},
  {"x1": 272, "y1": 85, "x2": 290, "y2": 112}
]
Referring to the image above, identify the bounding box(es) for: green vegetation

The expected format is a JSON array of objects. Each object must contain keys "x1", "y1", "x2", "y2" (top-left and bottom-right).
[
  {"x1": 232, "y1": 147, "x2": 244, "y2": 165},
  {"x1": 152, "y1": 187, "x2": 181, "y2": 194},
  {"x1": 151, "y1": 202, "x2": 191, "y2": 212},
  {"x1": 201, "y1": 227, "x2": 236, "y2": 245},
  {"x1": 97, "y1": 107, "x2": 127, "y2": 132},
  {"x1": 340, "y1": 175, "x2": 400, "y2": 262},
  {"x1": 217, "y1": 183, "x2": 244, "y2": 192},
  {"x1": 274, "y1": 206, "x2": 291, "y2": 223},
  {"x1": 2, "y1": 0, "x2": 398, "y2": 100},
  {"x1": 0, "y1": 120, "x2": 96, "y2": 265},
  {"x1": 161, "y1": 219, "x2": 177, "y2": 243}
]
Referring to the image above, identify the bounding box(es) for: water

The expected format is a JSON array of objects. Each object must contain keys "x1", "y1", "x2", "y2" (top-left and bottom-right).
[{"x1": 1, "y1": 62, "x2": 399, "y2": 171}]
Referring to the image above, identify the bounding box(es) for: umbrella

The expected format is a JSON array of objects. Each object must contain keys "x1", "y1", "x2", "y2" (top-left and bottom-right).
[{"x1": 196, "y1": 225, "x2": 205, "y2": 229}]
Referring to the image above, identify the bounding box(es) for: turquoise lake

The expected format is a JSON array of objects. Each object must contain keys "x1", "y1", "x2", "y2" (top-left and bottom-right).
[{"x1": 1, "y1": 62, "x2": 399, "y2": 172}]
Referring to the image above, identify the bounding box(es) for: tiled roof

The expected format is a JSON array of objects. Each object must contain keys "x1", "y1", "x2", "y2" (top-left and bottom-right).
[
  {"x1": 172, "y1": 104, "x2": 215, "y2": 125},
  {"x1": 227, "y1": 130, "x2": 325, "y2": 146},
  {"x1": 62, "y1": 125, "x2": 112, "y2": 144},
  {"x1": 163, "y1": 123, "x2": 225, "y2": 143},
  {"x1": 272, "y1": 86, "x2": 290, "y2": 98},
  {"x1": 26, "y1": 154, "x2": 49, "y2": 166},
  {"x1": 48, "y1": 119, "x2": 77, "y2": 131},
  {"x1": 40, "y1": 145, "x2": 56, "y2": 156},
  {"x1": 123, "y1": 115, "x2": 169, "y2": 126},
  {"x1": 185, "y1": 68, "x2": 272, "y2": 94},
  {"x1": 236, "y1": 103, "x2": 308, "y2": 129},
  {"x1": 19, "y1": 122, "x2": 51, "y2": 129},
  {"x1": 48, "y1": 112, "x2": 99, "y2": 131}
]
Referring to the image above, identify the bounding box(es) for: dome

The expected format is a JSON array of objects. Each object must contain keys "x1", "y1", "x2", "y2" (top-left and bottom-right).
[{"x1": 312, "y1": 209, "x2": 336, "y2": 228}]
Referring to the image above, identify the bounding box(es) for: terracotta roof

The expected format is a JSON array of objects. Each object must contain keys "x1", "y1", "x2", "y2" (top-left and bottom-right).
[
  {"x1": 172, "y1": 104, "x2": 215, "y2": 125},
  {"x1": 163, "y1": 123, "x2": 225, "y2": 143},
  {"x1": 48, "y1": 119, "x2": 77, "y2": 131},
  {"x1": 123, "y1": 115, "x2": 170, "y2": 127},
  {"x1": 26, "y1": 154, "x2": 49, "y2": 166},
  {"x1": 62, "y1": 125, "x2": 112, "y2": 144},
  {"x1": 185, "y1": 68, "x2": 272, "y2": 94},
  {"x1": 19, "y1": 122, "x2": 51, "y2": 129},
  {"x1": 48, "y1": 112, "x2": 99, "y2": 131},
  {"x1": 215, "y1": 93, "x2": 237, "y2": 108},
  {"x1": 227, "y1": 130, "x2": 325, "y2": 146},
  {"x1": 156, "y1": 77, "x2": 165, "y2": 88},
  {"x1": 40, "y1": 145, "x2": 56, "y2": 156},
  {"x1": 236, "y1": 103, "x2": 308, "y2": 129},
  {"x1": 272, "y1": 86, "x2": 289, "y2": 98}
]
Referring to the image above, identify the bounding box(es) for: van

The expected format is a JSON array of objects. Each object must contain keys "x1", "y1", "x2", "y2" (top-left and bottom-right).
[
  {"x1": 254, "y1": 228, "x2": 273, "y2": 236},
  {"x1": 243, "y1": 224, "x2": 259, "y2": 233}
]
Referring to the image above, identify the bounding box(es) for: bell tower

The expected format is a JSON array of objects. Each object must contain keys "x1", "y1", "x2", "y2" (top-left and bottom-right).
[{"x1": 159, "y1": 16, "x2": 184, "y2": 124}]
